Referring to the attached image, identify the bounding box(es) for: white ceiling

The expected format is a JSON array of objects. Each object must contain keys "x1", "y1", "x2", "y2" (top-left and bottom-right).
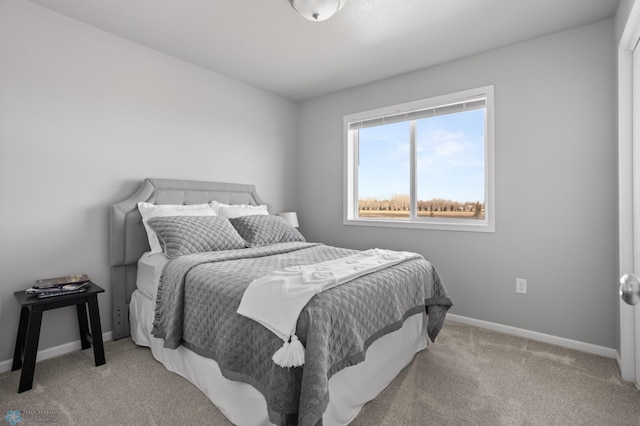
[{"x1": 25, "y1": 0, "x2": 619, "y2": 102}]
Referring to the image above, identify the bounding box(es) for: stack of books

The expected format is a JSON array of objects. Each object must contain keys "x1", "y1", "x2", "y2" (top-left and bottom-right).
[{"x1": 26, "y1": 274, "x2": 91, "y2": 299}]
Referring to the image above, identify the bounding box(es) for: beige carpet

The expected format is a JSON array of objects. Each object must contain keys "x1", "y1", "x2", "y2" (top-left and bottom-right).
[{"x1": 1, "y1": 321, "x2": 639, "y2": 425}]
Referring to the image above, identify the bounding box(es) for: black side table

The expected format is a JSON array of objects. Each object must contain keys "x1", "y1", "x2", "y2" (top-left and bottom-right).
[{"x1": 12, "y1": 282, "x2": 106, "y2": 393}]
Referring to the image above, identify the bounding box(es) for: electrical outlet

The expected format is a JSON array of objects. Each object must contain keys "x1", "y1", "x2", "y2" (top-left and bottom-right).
[{"x1": 516, "y1": 278, "x2": 527, "y2": 294}]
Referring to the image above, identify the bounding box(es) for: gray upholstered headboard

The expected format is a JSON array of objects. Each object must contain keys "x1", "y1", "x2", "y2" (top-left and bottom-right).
[{"x1": 109, "y1": 178, "x2": 267, "y2": 340}]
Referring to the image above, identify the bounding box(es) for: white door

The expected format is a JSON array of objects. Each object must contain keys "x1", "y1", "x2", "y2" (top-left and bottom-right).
[{"x1": 619, "y1": 1, "x2": 640, "y2": 387}]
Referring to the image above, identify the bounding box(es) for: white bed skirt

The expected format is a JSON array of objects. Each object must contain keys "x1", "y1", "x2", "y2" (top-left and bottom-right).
[{"x1": 129, "y1": 289, "x2": 428, "y2": 426}]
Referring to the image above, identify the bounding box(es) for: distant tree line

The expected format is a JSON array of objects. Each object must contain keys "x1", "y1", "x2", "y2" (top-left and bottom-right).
[{"x1": 359, "y1": 194, "x2": 483, "y2": 217}]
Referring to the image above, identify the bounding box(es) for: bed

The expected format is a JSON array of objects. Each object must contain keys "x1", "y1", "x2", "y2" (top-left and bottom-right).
[{"x1": 109, "y1": 178, "x2": 452, "y2": 426}]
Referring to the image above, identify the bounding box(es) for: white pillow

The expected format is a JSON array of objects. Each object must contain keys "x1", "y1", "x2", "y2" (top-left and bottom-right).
[
  {"x1": 211, "y1": 201, "x2": 269, "y2": 219},
  {"x1": 137, "y1": 202, "x2": 218, "y2": 254}
]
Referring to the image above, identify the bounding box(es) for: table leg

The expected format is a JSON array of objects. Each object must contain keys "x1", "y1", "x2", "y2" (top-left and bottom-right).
[
  {"x1": 18, "y1": 307, "x2": 43, "y2": 393},
  {"x1": 12, "y1": 307, "x2": 30, "y2": 371},
  {"x1": 76, "y1": 303, "x2": 91, "y2": 350},
  {"x1": 87, "y1": 294, "x2": 105, "y2": 366}
]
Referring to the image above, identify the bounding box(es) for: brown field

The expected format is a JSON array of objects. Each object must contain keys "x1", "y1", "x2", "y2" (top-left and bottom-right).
[{"x1": 358, "y1": 210, "x2": 485, "y2": 219}]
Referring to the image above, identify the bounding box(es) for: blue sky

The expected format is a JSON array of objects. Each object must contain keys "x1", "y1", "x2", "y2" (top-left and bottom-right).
[{"x1": 358, "y1": 109, "x2": 485, "y2": 203}]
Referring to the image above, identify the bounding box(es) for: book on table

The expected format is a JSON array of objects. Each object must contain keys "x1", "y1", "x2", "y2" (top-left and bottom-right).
[
  {"x1": 33, "y1": 274, "x2": 90, "y2": 289},
  {"x1": 26, "y1": 274, "x2": 91, "y2": 298}
]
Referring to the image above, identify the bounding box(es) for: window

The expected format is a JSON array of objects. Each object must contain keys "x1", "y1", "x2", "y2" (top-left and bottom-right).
[{"x1": 344, "y1": 86, "x2": 495, "y2": 232}]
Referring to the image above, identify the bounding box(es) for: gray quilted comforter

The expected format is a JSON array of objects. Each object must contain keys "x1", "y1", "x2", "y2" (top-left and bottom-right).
[{"x1": 152, "y1": 242, "x2": 452, "y2": 426}]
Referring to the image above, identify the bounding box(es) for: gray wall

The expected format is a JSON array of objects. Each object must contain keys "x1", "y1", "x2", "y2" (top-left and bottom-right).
[
  {"x1": 297, "y1": 20, "x2": 618, "y2": 348},
  {"x1": 0, "y1": 0, "x2": 620, "y2": 367},
  {"x1": 0, "y1": 0, "x2": 298, "y2": 363}
]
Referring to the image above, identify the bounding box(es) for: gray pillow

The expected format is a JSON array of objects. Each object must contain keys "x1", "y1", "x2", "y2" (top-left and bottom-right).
[
  {"x1": 230, "y1": 215, "x2": 305, "y2": 247},
  {"x1": 147, "y1": 215, "x2": 245, "y2": 258}
]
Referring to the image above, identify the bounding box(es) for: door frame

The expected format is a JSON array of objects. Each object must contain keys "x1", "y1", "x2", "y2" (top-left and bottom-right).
[{"x1": 618, "y1": 0, "x2": 640, "y2": 385}]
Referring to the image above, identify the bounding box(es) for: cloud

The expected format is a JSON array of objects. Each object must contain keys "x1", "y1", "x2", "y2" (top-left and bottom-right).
[{"x1": 417, "y1": 129, "x2": 482, "y2": 170}]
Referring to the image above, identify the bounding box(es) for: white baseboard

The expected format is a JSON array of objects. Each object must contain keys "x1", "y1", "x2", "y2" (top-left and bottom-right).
[
  {"x1": 0, "y1": 331, "x2": 113, "y2": 374},
  {"x1": 446, "y1": 314, "x2": 618, "y2": 359}
]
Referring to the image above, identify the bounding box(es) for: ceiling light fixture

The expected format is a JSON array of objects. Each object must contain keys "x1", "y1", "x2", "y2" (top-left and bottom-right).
[{"x1": 288, "y1": 0, "x2": 345, "y2": 22}]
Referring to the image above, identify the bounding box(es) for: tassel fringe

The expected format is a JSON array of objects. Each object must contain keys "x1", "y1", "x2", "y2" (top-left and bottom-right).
[{"x1": 272, "y1": 335, "x2": 305, "y2": 368}]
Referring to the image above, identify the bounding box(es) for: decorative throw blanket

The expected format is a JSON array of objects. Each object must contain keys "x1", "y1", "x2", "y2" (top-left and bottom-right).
[
  {"x1": 151, "y1": 242, "x2": 452, "y2": 426},
  {"x1": 237, "y1": 248, "x2": 421, "y2": 367}
]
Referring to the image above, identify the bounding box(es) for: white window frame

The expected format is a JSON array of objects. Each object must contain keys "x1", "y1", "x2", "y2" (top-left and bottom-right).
[{"x1": 343, "y1": 86, "x2": 495, "y2": 232}]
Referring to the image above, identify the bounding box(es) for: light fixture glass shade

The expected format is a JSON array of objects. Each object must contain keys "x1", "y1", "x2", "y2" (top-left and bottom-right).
[
  {"x1": 288, "y1": 0, "x2": 345, "y2": 21},
  {"x1": 278, "y1": 212, "x2": 299, "y2": 227}
]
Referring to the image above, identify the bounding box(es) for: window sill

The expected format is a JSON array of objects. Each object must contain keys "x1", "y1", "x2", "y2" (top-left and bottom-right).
[{"x1": 343, "y1": 217, "x2": 495, "y2": 233}]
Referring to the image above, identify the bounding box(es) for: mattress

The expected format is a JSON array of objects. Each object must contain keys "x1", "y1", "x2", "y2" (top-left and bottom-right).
[
  {"x1": 135, "y1": 251, "x2": 168, "y2": 300},
  {"x1": 130, "y1": 288, "x2": 428, "y2": 425}
]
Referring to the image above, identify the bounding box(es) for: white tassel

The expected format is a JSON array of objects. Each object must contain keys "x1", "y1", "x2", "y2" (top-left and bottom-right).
[{"x1": 272, "y1": 335, "x2": 305, "y2": 368}]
